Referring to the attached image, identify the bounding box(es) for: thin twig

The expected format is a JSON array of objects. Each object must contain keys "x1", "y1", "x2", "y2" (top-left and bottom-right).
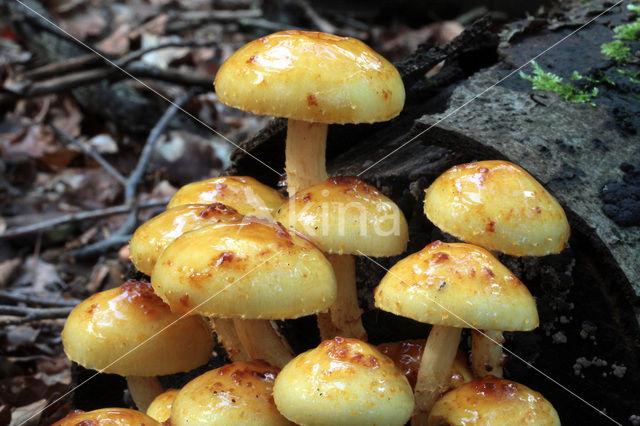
[
  {"x1": 21, "y1": 54, "x2": 104, "y2": 81},
  {"x1": 292, "y1": 0, "x2": 336, "y2": 33},
  {"x1": 116, "y1": 40, "x2": 217, "y2": 68},
  {"x1": 0, "y1": 290, "x2": 79, "y2": 307},
  {"x1": 70, "y1": 234, "x2": 132, "y2": 259},
  {"x1": 0, "y1": 305, "x2": 73, "y2": 323}
]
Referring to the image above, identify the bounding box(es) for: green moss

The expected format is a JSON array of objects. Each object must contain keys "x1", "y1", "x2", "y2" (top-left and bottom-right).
[
  {"x1": 614, "y1": 20, "x2": 640, "y2": 41},
  {"x1": 628, "y1": 3, "x2": 640, "y2": 13},
  {"x1": 571, "y1": 70, "x2": 615, "y2": 86},
  {"x1": 520, "y1": 61, "x2": 598, "y2": 105},
  {"x1": 601, "y1": 40, "x2": 632, "y2": 62}
]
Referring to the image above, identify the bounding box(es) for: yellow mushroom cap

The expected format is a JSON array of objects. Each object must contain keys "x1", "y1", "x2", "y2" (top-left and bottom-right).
[
  {"x1": 147, "y1": 388, "x2": 179, "y2": 423},
  {"x1": 427, "y1": 376, "x2": 561, "y2": 426},
  {"x1": 53, "y1": 408, "x2": 161, "y2": 425},
  {"x1": 214, "y1": 30, "x2": 405, "y2": 124},
  {"x1": 273, "y1": 337, "x2": 414, "y2": 426},
  {"x1": 62, "y1": 280, "x2": 213, "y2": 376},
  {"x1": 424, "y1": 160, "x2": 570, "y2": 256},
  {"x1": 274, "y1": 176, "x2": 409, "y2": 256},
  {"x1": 171, "y1": 361, "x2": 293, "y2": 426},
  {"x1": 152, "y1": 221, "x2": 337, "y2": 319},
  {"x1": 167, "y1": 176, "x2": 284, "y2": 219},
  {"x1": 374, "y1": 241, "x2": 539, "y2": 331},
  {"x1": 130, "y1": 203, "x2": 244, "y2": 275}
]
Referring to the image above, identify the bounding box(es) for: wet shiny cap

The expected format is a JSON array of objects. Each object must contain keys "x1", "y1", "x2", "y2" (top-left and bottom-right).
[
  {"x1": 273, "y1": 337, "x2": 414, "y2": 426},
  {"x1": 427, "y1": 376, "x2": 561, "y2": 426},
  {"x1": 167, "y1": 176, "x2": 284, "y2": 219},
  {"x1": 130, "y1": 203, "x2": 244, "y2": 275},
  {"x1": 214, "y1": 30, "x2": 405, "y2": 124},
  {"x1": 53, "y1": 408, "x2": 161, "y2": 425},
  {"x1": 424, "y1": 160, "x2": 570, "y2": 256},
  {"x1": 274, "y1": 176, "x2": 408, "y2": 256},
  {"x1": 62, "y1": 280, "x2": 213, "y2": 376},
  {"x1": 147, "y1": 388, "x2": 179, "y2": 423},
  {"x1": 374, "y1": 241, "x2": 539, "y2": 330},
  {"x1": 151, "y1": 221, "x2": 337, "y2": 319},
  {"x1": 171, "y1": 361, "x2": 293, "y2": 426}
]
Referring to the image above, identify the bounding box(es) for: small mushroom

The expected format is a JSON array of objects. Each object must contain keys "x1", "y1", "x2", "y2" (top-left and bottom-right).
[
  {"x1": 273, "y1": 337, "x2": 414, "y2": 426},
  {"x1": 53, "y1": 408, "x2": 161, "y2": 425},
  {"x1": 147, "y1": 388, "x2": 179, "y2": 423}
]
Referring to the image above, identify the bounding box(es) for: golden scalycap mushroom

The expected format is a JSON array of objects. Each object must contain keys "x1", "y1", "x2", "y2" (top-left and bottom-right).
[
  {"x1": 214, "y1": 30, "x2": 405, "y2": 124},
  {"x1": 152, "y1": 221, "x2": 337, "y2": 319},
  {"x1": 273, "y1": 337, "x2": 414, "y2": 426},
  {"x1": 171, "y1": 361, "x2": 293, "y2": 426},
  {"x1": 167, "y1": 176, "x2": 284, "y2": 218},
  {"x1": 62, "y1": 280, "x2": 213, "y2": 376},
  {"x1": 427, "y1": 376, "x2": 561, "y2": 426},
  {"x1": 374, "y1": 241, "x2": 538, "y2": 331},
  {"x1": 130, "y1": 203, "x2": 244, "y2": 275},
  {"x1": 424, "y1": 160, "x2": 570, "y2": 256},
  {"x1": 274, "y1": 176, "x2": 409, "y2": 256},
  {"x1": 147, "y1": 388, "x2": 179, "y2": 423},
  {"x1": 53, "y1": 408, "x2": 161, "y2": 426}
]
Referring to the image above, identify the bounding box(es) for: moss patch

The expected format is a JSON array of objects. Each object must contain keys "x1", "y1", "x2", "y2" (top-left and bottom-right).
[{"x1": 520, "y1": 61, "x2": 599, "y2": 105}]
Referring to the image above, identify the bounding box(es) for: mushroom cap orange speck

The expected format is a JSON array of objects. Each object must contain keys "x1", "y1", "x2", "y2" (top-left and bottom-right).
[
  {"x1": 214, "y1": 30, "x2": 405, "y2": 124},
  {"x1": 427, "y1": 376, "x2": 561, "y2": 426},
  {"x1": 151, "y1": 221, "x2": 337, "y2": 319},
  {"x1": 53, "y1": 408, "x2": 161, "y2": 425},
  {"x1": 374, "y1": 241, "x2": 539, "y2": 330},
  {"x1": 130, "y1": 203, "x2": 243, "y2": 275},
  {"x1": 274, "y1": 176, "x2": 409, "y2": 256},
  {"x1": 62, "y1": 280, "x2": 213, "y2": 377},
  {"x1": 273, "y1": 337, "x2": 414, "y2": 426},
  {"x1": 424, "y1": 160, "x2": 570, "y2": 256},
  {"x1": 167, "y1": 176, "x2": 284, "y2": 219},
  {"x1": 147, "y1": 388, "x2": 179, "y2": 423},
  {"x1": 171, "y1": 361, "x2": 293, "y2": 426}
]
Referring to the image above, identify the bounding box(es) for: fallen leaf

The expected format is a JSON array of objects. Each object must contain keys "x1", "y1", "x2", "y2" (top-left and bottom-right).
[
  {"x1": 86, "y1": 134, "x2": 118, "y2": 155},
  {"x1": 12, "y1": 257, "x2": 65, "y2": 296},
  {"x1": 6, "y1": 326, "x2": 39, "y2": 352}
]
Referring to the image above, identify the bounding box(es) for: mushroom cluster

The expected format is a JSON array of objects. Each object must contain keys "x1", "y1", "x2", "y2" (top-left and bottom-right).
[{"x1": 58, "y1": 30, "x2": 568, "y2": 426}]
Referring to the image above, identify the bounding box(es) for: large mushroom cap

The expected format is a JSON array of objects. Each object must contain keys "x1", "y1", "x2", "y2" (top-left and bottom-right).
[
  {"x1": 214, "y1": 30, "x2": 405, "y2": 124},
  {"x1": 152, "y1": 221, "x2": 337, "y2": 319},
  {"x1": 130, "y1": 203, "x2": 243, "y2": 275},
  {"x1": 374, "y1": 241, "x2": 539, "y2": 331},
  {"x1": 53, "y1": 408, "x2": 161, "y2": 425},
  {"x1": 171, "y1": 361, "x2": 293, "y2": 426},
  {"x1": 274, "y1": 176, "x2": 408, "y2": 256},
  {"x1": 62, "y1": 280, "x2": 213, "y2": 376},
  {"x1": 273, "y1": 337, "x2": 414, "y2": 426},
  {"x1": 147, "y1": 388, "x2": 179, "y2": 423},
  {"x1": 167, "y1": 176, "x2": 284, "y2": 218},
  {"x1": 424, "y1": 160, "x2": 570, "y2": 256},
  {"x1": 427, "y1": 376, "x2": 561, "y2": 425}
]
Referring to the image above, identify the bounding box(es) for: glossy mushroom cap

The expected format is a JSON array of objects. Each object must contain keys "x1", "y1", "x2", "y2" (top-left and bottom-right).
[
  {"x1": 171, "y1": 361, "x2": 293, "y2": 426},
  {"x1": 274, "y1": 176, "x2": 409, "y2": 256},
  {"x1": 273, "y1": 337, "x2": 414, "y2": 426},
  {"x1": 424, "y1": 160, "x2": 570, "y2": 256},
  {"x1": 374, "y1": 241, "x2": 539, "y2": 331},
  {"x1": 130, "y1": 203, "x2": 244, "y2": 275},
  {"x1": 62, "y1": 280, "x2": 213, "y2": 376},
  {"x1": 53, "y1": 408, "x2": 161, "y2": 425},
  {"x1": 147, "y1": 388, "x2": 179, "y2": 423},
  {"x1": 214, "y1": 30, "x2": 405, "y2": 124},
  {"x1": 427, "y1": 376, "x2": 561, "y2": 426},
  {"x1": 152, "y1": 221, "x2": 337, "y2": 319},
  {"x1": 167, "y1": 176, "x2": 284, "y2": 219}
]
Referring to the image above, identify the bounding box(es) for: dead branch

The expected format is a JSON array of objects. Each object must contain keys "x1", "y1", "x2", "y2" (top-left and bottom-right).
[
  {"x1": 0, "y1": 290, "x2": 79, "y2": 307},
  {"x1": 0, "y1": 305, "x2": 72, "y2": 326},
  {"x1": 292, "y1": 0, "x2": 336, "y2": 34},
  {"x1": 117, "y1": 40, "x2": 217, "y2": 68},
  {"x1": 21, "y1": 54, "x2": 103, "y2": 81}
]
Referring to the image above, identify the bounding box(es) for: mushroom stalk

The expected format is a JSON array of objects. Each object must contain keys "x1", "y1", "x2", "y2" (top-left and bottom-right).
[
  {"x1": 126, "y1": 376, "x2": 165, "y2": 413},
  {"x1": 318, "y1": 254, "x2": 367, "y2": 341},
  {"x1": 412, "y1": 325, "x2": 462, "y2": 425},
  {"x1": 233, "y1": 318, "x2": 294, "y2": 368},
  {"x1": 471, "y1": 329, "x2": 505, "y2": 378},
  {"x1": 211, "y1": 318, "x2": 251, "y2": 362},
  {"x1": 285, "y1": 119, "x2": 328, "y2": 196}
]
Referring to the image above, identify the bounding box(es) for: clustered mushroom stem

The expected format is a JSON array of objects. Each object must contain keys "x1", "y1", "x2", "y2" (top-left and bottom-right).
[
  {"x1": 211, "y1": 317, "x2": 251, "y2": 362},
  {"x1": 233, "y1": 318, "x2": 294, "y2": 368},
  {"x1": 126, "y1": 375, "x2": 165, "y2": 413},
  {"x1": 318, "y1": 254, "x2": 367, "y2": 341},
  {"x1": 412, "y1": 325, "x2": 462, "y2": 425},
  {"x1": 471, "y1": 329, "x2": 505, "y2": 378},
  {"x1": 285, "y1": 119, "x2": 328, "y2": 197}
]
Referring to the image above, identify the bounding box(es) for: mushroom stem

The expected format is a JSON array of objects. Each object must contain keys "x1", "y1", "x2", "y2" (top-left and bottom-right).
[
  {"x1": 285, "y1": 119, "x2": 328, "y2": 196},
  {"x1": 211, "y1": 317, "x2": 251, "y2": 362},
  {"x1": 412, "y1": 325, "x2": 462, "y2": 425},
  {"x1": 471, "y1": 329, "x2": 505, "y2": 378},
  {"x1": 318, "y1": 254, "x2": 367, "y2": 341},
  {"x1": 233, "y1": 319, "x2": 294, "y2": 368},
  {"x1": 126, "y1": 376, "x2": 164, "y2": 412}
]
